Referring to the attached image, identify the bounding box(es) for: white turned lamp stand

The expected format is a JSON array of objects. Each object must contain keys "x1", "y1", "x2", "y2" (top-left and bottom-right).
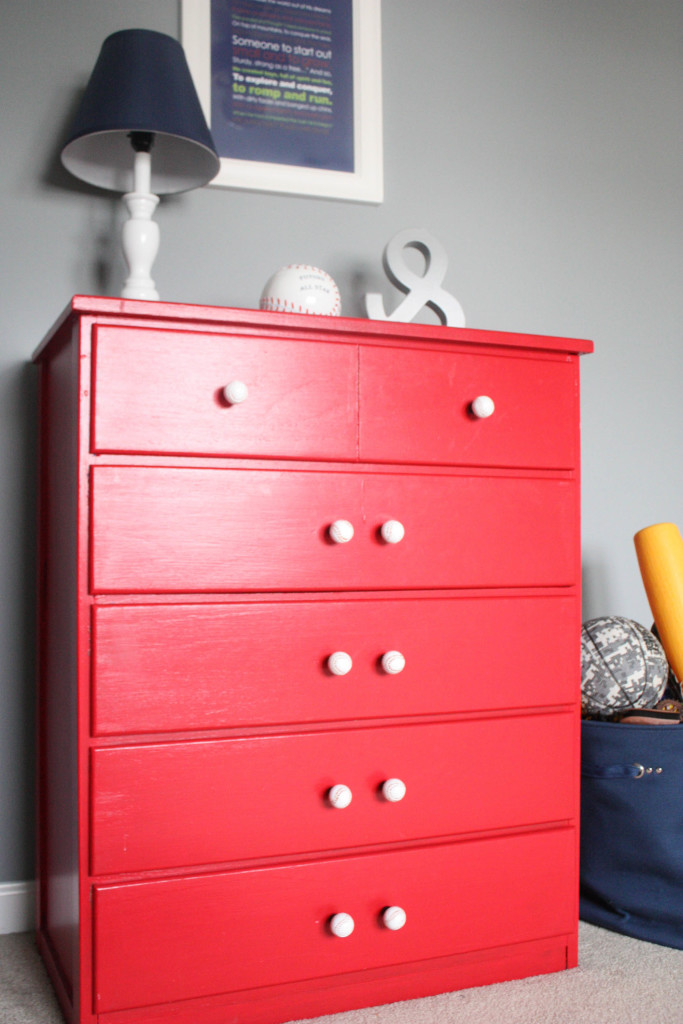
[{"x1": 121, "y1": 148, "x2": 160, "y2": 301}]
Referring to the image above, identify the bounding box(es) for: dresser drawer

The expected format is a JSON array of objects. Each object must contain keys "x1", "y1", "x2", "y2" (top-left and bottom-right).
[
  {"x1": 91, "y1": 325, "x2": 358, "y2": 460},
  {"x1": 90, "y1": 467, "x2": 577, "y2": 593},
  {"x1": 92, "y1": 595, "x2": 578, "y2": 735},
  {"x1": 360, "y1": 346, "x2": 578, "y2": 469},
  {"x1": 93, "y1": 827, "x2": 575, "y2": 1012},
  {"x1": 90, "y1": 713, "x2": 574, "y2": 874}
]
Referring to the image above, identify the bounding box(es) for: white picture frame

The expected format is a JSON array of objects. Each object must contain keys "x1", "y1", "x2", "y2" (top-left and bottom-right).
[{"x1": 181, "y1": 0, "x2": 383, "y2": 202}]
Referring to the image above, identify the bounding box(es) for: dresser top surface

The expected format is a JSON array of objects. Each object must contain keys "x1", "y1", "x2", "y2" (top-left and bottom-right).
[{"x1": 33, "y1": 295, "x2": 594, "y2": 362}]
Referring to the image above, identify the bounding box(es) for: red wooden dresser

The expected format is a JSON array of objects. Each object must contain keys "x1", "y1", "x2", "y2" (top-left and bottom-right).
[{"x1": 34, "y1": 296, "x2": 593, "y2": 1024}]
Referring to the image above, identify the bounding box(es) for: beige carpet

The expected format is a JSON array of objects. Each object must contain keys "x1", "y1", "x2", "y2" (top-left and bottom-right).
[{"x1": 1, "y1": 923, "x2": 682, "y2": 1024}]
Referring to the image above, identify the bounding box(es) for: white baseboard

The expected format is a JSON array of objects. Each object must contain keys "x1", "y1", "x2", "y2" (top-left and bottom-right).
[{"x1": 0, "y1": 881, "x2": 36, "y2": 935}]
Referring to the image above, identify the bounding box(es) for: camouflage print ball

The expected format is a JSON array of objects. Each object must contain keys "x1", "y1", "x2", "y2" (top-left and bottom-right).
[{"x1": 581, "y1": 616, "x2": 669, "y2": 717}]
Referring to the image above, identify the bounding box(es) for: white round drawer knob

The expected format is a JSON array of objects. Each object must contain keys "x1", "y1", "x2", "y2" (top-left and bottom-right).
[
  {"x1": 329, "y1": 912, "x2": 355, "y2": 938},
  {"x1": 327, "y1": 651, "x2": 353, "y2": 676},
  {"x1": 381, "y1": 520, "x2": 405, "y2": 544},
  {"x1": 382, "y1": 778, "x2": 407, "y2": 803},
  {"x1": 471, "y1": 395, "x2": 495, "y2": 419},
  {"x1": 381, "y1": 650, "x2": 406, "y2": 675},
  {"x1": 382, "y1": 906, "x2": 407, "y2": 931},
  {"x1": 223, "y1": 380, "x2": 249, "y2": 405},
  {"x1": 329, "y1": 519, "x2": 354, "y2": 544},
  {"x1": 328, "y1": 784, "x2": 353, "y2": 809}
]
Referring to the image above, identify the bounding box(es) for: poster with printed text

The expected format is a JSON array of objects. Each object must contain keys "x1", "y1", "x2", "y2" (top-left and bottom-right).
[{"x1": 210, "y1": 0, "x2": 354, "y2": 172}]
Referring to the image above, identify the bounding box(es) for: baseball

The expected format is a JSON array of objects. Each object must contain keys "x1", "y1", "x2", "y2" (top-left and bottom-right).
[
  {"x1": 329, "y1": 912, "x2": 355, "y2": 937},
  {"x1": 382, "y1": 906, "x2": 407, "y2": 931},
  {"x1": 327, "y1": 651, "x2": 353, "y2": 676},
  {"x1": 328, "y1": 784, "x2": 353, "y2": 809},
  {"x1": 380, "y1": 520, "x2": 405, "y2": 545},
  {"x1": 329, "y1": 519, "x2": 354, "y2": 544},
  {"x1": 381, "y1": 650, "x2": 406, "y2": 675},
  {"x1": 382, "y1": 778, "x2": 407, "y2": 803},
  {"x1": 259, "y1": 264, "x2": 342, "y2": 316}
]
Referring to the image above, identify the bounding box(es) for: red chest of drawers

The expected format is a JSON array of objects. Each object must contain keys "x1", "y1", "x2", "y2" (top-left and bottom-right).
[{"x1": 34, "y1": 296, "x2": 592, "y2": 1024}]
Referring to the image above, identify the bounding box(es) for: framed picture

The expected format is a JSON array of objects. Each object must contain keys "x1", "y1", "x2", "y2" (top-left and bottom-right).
[{"x1": 181, "y1": 0, "x2": 383, "y2": 202}]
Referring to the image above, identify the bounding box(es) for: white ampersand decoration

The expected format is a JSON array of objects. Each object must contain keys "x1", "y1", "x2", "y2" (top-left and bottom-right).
[{"x1": 364, "y1": 228, "x2": 466, "y2": 327}]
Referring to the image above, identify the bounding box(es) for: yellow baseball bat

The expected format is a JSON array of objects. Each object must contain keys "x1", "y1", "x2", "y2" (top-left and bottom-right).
[{"x1": 634, "y1": 522, "x2": 683, "y2": 680}]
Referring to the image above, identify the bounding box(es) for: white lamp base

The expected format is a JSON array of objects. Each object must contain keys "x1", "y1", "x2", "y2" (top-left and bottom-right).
[{"x1": 121, "y1": 191, "x2": 160, "y2": 300}]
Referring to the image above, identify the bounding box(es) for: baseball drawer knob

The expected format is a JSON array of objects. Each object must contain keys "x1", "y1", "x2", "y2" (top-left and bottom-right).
[
  {"x1": 382, "y1": 906, "x2": 407, "y2": 931},
  {"x1": 471, "y1": 395, "x2": 495, "y2": 419},
  {"x1": 329, "y1": 519, "x2": 354, "y2": 544},
  {"x1": 329, "y1": 912, "x2": 355, "y2": 938},
  {"x1": 382, "y1": 778, "x2": 407, "y2": 803},
  {"x1": 327, "y1": 651, "x2": 353, "y2": 676},
  {"x1": 223, "y1": 380, "x2": 249, "y2": 405},
  {"x1": 381, "y1": 650, "x2": 406, "y2": 675},
  {"x1": 381, "y1": 520, "x2": 405, "y2": 544},
  {"x1": 328, "y1": 784, "x2": 353, "y2": 809}
]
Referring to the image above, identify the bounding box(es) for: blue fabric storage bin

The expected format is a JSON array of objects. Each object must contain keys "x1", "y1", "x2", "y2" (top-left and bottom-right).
[{"x1": 580, "y1": 719, "x2": 683, "y2": 949}]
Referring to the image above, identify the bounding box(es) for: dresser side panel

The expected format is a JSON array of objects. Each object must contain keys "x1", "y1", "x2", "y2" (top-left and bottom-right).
[{"x1": 35, "y1": 321, "x2": 81, "y2": 1014}]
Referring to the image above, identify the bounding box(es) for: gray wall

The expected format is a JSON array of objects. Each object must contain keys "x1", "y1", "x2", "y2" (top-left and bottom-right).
[{"x1": 1, "y1": 0, "x2": 681, "y2": 883}]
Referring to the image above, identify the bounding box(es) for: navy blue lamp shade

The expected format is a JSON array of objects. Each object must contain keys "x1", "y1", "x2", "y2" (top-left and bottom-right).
[{"x1": 61, "y1": 29, "x2": 219, "y2": 194}]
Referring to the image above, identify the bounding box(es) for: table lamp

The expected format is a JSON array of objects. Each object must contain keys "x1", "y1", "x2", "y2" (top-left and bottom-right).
[{"x1": 60, "y1": 28, "x2": 220, "y2": 300}]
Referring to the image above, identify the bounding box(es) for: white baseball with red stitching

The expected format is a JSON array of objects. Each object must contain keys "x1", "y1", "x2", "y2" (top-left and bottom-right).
[{"x1": 259, "y1": 264, "x2": 342, "y2": 316}]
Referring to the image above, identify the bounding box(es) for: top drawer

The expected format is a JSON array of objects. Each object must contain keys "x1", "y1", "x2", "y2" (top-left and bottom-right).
[
  {"x1": 91, "y1": 326, "x2": 578, "y2": 470},
  {"x1": 360, "y1": 346, "x2": 578, "y2": 469},
  {"x1": 91, "y1": 326, "x2": 358, "y2": 460}
]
